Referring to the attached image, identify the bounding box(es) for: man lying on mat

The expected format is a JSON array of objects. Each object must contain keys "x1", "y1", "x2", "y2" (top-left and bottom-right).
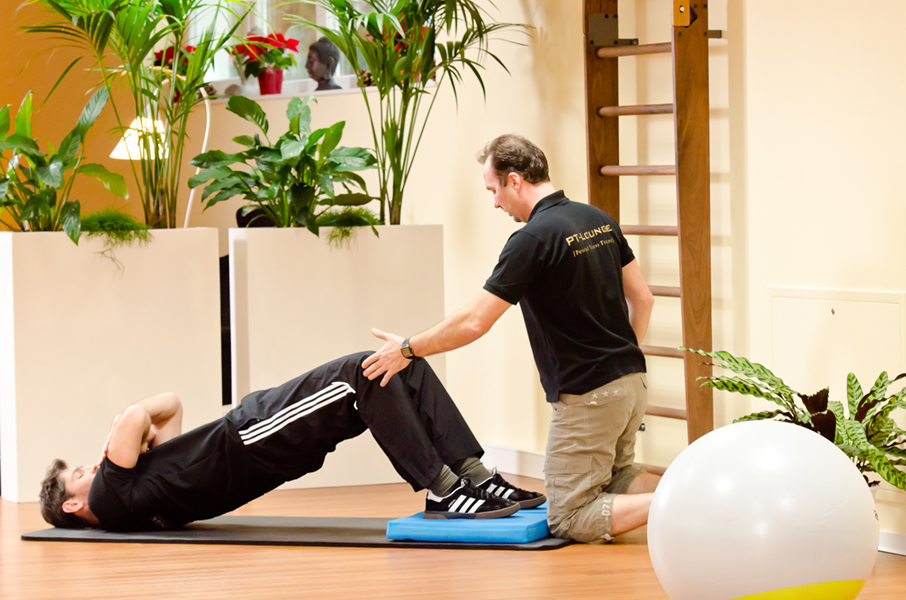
[{"x1": 39, "y1": 352, "x2": 544, "y2": 531}]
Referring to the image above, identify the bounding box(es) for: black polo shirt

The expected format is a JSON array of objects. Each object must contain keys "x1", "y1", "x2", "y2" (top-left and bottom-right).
[{"x1": 484, "y1": 191, "x2": 646, "y2": 403}]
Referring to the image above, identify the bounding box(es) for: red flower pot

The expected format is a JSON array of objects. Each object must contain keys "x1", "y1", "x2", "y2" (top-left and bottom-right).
[{"x1": 258, "y1": 69, "x2": 284, "y2": 95}]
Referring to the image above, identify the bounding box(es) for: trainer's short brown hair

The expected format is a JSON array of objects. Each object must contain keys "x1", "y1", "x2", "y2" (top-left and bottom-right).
[{"x1": 477, "y1": 134, "x2": 550, "y2": 186}]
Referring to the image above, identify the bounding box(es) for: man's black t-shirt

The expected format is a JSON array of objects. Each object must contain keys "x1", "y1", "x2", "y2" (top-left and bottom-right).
[
  {"x1": 87, "y1": 356, "x2": 370, "y2": 531},
  {"x1": 484, "y1": 191, "x2": 646, "y2": 403},
  {"x1": 87, "y1": 418, "x2": 268, "y2": 531}
]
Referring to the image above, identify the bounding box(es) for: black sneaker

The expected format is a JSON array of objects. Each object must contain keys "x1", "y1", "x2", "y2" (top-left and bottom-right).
[
  {"x1": 425, "y1": 478, "x2": 520, "y2": 519},
  {"x1": 477, "y1": 469, "x2": 547, "y2": 509}
]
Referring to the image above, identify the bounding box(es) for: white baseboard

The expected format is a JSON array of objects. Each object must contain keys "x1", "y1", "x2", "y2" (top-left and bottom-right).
[
  {"x1": 481, "y1": 444, "x2": 545, "y2": 480},
  {"x1": 879, "y1": 530, "x2": 906, "y2": 556}
]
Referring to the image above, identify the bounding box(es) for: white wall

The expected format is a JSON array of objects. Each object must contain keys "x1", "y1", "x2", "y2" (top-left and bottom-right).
[{"x1": 743, "y1": 0, "x2": 906, "y2": 537}]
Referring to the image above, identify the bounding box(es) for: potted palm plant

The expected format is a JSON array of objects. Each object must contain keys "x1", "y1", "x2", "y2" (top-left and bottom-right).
[
  {"x1": 25, "y1": 0, "x2": 246, "y2": 228},
  {"x1": 300, "y1": 0, "x2": 524, "y2": 224}
]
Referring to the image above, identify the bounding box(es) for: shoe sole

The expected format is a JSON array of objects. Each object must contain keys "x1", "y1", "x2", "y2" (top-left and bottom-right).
[
  {"x1": 424, "y1": 503, "x2": 520, "y2": 520},
  {"x1": 515, "y1": 495, "x2": 547, "y2": 510}
]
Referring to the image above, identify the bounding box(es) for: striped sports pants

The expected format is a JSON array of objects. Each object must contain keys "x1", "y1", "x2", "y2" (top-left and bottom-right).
[{"x1": 226, "y1": 352, "x2": 484, "y2": 491}]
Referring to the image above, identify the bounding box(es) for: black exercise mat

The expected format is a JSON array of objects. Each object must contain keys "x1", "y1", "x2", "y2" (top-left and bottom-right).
[{"x1": 22, "y1": 515, "x2": 574, "y2": 551}]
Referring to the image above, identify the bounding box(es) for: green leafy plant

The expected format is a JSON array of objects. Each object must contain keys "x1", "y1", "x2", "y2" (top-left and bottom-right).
[
  {"x1": 25, "y1": 0, "x2": 246, "y2": 228},
  {"x1": 188, "y1": 95, "x2": 379, "y2": 236},
  {"x1": 300, "y1": 0, "x2": 524, "y2": 224},
  {"x1": 0, "y1": 89, "x2": 127, "y2": 243},
  {"x1": 81, "y1": 207, "x2": 150, "y2": 241},
  {"x1": 684, "y1": 348, "x2": 906, "y2": 491}
]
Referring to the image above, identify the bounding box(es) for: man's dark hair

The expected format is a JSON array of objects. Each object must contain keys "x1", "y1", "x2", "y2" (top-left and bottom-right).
[
  {"x1": 39, "y1": 459, "x2": 89, "y2": 529},
  {"x1": 310, "y1": 36, "x2": 340, "y2": 75},
  {"x1": 477, "y1": 134, "x2": 550, "y2": 186}
]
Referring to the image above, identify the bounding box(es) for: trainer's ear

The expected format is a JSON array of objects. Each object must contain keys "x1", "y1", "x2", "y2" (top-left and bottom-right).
[
  {"x1": 508, "y1": 171, "x2": 521, "y2": 190},
  {"x1": 61, "y1": 497, "x2": 83, "y2": 514}
]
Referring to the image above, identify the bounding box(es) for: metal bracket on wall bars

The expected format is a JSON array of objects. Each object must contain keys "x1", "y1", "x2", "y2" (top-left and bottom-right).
[{"x1": 587, "y1": 13, "x2": 638, "y2": 48}]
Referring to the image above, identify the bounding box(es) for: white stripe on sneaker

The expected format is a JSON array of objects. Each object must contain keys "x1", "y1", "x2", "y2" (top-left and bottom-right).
[
  {"x1": 460, "y1": 498, "x2": 476, "y2": 513},
  {"x1": 501, "y1": 488, "x2": 515, "y2": 499},
  {"x1": 487, "y1": 483, "x2": 498, "y2": 494},
  {"x1": 449, "y1": 495, "x2": 468, "y2": 513},
  {"x1": 467, "y1": 499, "x2": 486, "y2": 514}
]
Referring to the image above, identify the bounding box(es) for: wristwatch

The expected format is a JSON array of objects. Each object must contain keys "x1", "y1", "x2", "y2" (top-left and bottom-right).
[{"x1": 400, "y1": 338, "x2": 418, "y2": 360}]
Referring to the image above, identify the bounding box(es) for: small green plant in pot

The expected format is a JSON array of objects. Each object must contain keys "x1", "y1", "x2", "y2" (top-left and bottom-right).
[
  {"x1": 81, "y1": 208, "x2": 150, "y2": 265},
  {"x1": 189, "y1": 95, "x2": 379, "y2": 242},
  {"x1": 684, "y1": 348, "x2": 906, "y2": 491},
  {"x1": 0, "y1": 89, "x2": 127, "y2": 243}
]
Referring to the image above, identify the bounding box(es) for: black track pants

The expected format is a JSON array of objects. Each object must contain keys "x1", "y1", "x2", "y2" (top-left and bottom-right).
[{"x1": 230, "y1": 352, "x2": 484, "y2": 492}]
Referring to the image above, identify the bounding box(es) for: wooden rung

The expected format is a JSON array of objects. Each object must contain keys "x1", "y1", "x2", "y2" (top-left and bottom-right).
[
  {"x1": 621, "y1": 225, "x2": 679, "y2": 236},
  {"x1": 641, "y1": 344, "x2": 683, "y2": 358},
  {"x1": 595, "y1": 42, "x2": 671, "y2": 59},
  {"x1": 634, "y1": 462, "x2": 667, "y2": 476},
  {"x1": 599, "y1": 165, "x2": 676, "y2": 176},
  {"x1": 645, "y1": 405, "x2": 688, "y2": 420},
  {"x1": 649, "y1": 285, "x2": 681, "y2": 298},
  {"x1": 598, "y1": 103, "x2": 674, "y2": 117}
]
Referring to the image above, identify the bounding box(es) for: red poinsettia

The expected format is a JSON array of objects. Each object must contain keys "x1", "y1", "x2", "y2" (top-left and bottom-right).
[
  {"x1": 154, "y1": 45, "x2": 196, "y2": 71},
  {"x1": 231, "y1": 33, "x2": 299, "y2": 78}
]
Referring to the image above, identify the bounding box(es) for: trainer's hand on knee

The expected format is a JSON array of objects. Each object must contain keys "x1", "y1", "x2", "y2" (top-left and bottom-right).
[{"x1": 363, "y1": 328, "x2": 410, "y2": 387}]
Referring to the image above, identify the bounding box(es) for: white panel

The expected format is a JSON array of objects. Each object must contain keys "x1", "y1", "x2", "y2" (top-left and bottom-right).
[
  {"x1": 1, "y1": 230, "x2": 223, "y2": 502},
  {"x1": 771, "y1": 287, "x2": 906, "y2": 541},
  {"x1": 770, "y1": 287, "x2": 906, "y2": 400},
  {"x1": 231, "y1": 225, "x2": 446, "y2": 488}
]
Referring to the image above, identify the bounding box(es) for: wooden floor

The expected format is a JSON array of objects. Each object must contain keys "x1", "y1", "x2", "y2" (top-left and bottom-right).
[{"x1": 3, "y1": 474, "x2": 906, "y2": 599}]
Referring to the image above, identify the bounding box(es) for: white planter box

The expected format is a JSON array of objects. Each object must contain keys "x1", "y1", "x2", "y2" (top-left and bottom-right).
[
  {"x1": 0, "y1": 229, "x2": 223, "y2": 502},
  {"x1": 229, "y1": 225, "x2": 445, "y2": 488}
]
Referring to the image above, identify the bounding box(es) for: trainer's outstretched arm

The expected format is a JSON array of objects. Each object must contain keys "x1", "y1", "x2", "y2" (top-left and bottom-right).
[{"x1": 363, "y1": 290, "x2": 511, "y2": 386}]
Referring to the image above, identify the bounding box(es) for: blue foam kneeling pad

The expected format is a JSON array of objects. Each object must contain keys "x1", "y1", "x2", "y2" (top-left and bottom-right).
[{"x1": 386, "y1": 504, "x2": 549, "y2": 544}]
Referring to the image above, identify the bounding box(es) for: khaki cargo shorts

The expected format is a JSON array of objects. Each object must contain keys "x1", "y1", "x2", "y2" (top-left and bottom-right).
[{"x1": 544, "y1": 372, "x2": 647, "y2": 542}]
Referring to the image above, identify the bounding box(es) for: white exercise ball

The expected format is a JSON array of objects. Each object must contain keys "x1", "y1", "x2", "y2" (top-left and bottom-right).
[{"x1": 648, "y1": 420, "x2": 878, "y2": 600}]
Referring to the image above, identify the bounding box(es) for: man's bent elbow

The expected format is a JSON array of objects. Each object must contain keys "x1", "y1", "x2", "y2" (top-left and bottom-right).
[
  {"x1": 463, "y1": 318, "x2": 492, "y2": 344},
  {"x1": 166, "y1": 393, "x2": 183, "y2": 413},
  {"x1": 121, "y1": 404, "x2": 152, "y2": 429}
]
